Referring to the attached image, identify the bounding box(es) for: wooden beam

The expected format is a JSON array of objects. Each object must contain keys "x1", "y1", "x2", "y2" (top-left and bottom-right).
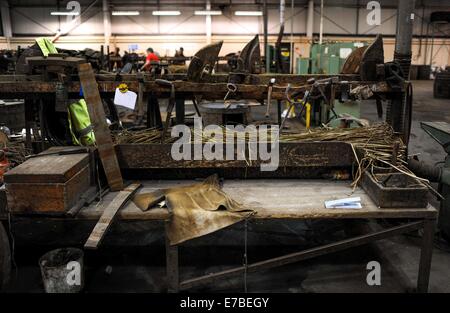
[
  {"x1": 0, "y1": 80, "x2": 394, "y2": 101},
  {"x1": 84, "y1": 183, "x2": 141, "y2": 249},
  {"x1": 78, "y1": 62, "x2": 124, "y2": 191}
]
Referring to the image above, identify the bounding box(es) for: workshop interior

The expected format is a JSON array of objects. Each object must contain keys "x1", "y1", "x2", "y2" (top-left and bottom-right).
[{"x1": 0, "y1": 0, "x2": 450, "y2": 297}]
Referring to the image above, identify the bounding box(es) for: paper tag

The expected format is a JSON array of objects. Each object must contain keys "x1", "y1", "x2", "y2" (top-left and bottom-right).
[
  {"x1": 114, "y1": 88, "x2": 137, "y2": 110},
  {"x1": 328, "y1": 203, "x2": 362, "y2": 210},
  {"x1": 325, "y1": 197, "x2": 362, "y2": 209}
]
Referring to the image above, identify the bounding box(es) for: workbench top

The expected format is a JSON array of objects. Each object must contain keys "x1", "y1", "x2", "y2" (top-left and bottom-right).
[{"x1": 76, "y1": 180, "x2": 437, "y2": 221}]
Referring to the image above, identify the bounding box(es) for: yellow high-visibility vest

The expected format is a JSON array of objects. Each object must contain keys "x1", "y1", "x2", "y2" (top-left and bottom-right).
[
  {"x1": 68, "y1": 100, "x2": 96, "y2": 146},
  {"x1": 36, "y1": 37, "x2": 58, "y2": 57}
]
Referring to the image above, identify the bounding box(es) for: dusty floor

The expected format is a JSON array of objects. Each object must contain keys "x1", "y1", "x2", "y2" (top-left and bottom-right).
[{"x1": 3, "y1": 80, "x2": 450, "y2": 293}]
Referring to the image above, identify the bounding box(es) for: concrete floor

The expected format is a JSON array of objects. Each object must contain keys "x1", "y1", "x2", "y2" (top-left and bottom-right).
[{"x1": 4, "y1": 80, "x2": 450, "y2": 293}]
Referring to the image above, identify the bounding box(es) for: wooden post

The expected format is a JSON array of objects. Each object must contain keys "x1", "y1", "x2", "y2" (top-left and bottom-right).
[{"x1": 78, "y1": 62, "x2": 123, "y2": 191}]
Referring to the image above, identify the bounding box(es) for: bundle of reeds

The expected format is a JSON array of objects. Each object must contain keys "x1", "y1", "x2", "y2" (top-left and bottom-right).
[
  {"x1": 279, "y1": 123, "x2": 436, "y2": 193},
  {"x1": 111, "y1": 124, "x2": 433, "y2": 193},
  {"x1": 279, "y1": 123, "x2": 406, "y2": 183},
  {"x1": 112, "y1": 128, "x2": 177, "y2": 144}
]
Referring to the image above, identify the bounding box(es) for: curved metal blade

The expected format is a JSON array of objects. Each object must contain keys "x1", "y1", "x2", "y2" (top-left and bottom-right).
[
  {"x1": 187, "y1": 41, "x2": 223, "y2": 82},
  {"x1": 236, "y1": 34, "x2": 261, "y2": 74},
  {"x1": 360, "y1": 34, "x2": 385, "y2": 81},
  {"x1": 341, "y1": 46, "x2": 368, "y2": 74},
  {"x1": 421, "y1": 122, "x2": 450, "y2": 152},
  {"x1": 15, "y1": 44, "x2": 43, "y2": 74}
]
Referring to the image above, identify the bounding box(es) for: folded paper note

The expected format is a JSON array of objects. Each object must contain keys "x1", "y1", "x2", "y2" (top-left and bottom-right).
[{"x1": 325, "y1": 197, "x2": 362, "y2": 209}]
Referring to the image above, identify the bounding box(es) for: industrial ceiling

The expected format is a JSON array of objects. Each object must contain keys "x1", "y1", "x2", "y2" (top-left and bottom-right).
[{"x1": 6, "y1": 0, "x2": 450, "y2": 9}]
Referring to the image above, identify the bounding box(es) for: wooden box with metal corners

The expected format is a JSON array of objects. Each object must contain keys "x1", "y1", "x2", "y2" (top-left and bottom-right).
[{"x1": 3, "y1": 147, "x2": 93, "y2": 214}]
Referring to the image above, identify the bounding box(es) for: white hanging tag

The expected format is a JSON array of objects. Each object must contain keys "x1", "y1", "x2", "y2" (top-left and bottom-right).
[{"x1": 114, "y1": 87, "x2": 137, "y2": 110}]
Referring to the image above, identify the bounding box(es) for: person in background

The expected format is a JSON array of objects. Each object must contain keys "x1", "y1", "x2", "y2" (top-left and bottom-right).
[
  {"x1": 122, "y1": 51, "x2": 130, "y2": 64},
  {"x1": 173, "y1": 47, "x2": 186, "y2": 65},
  {"x1": 140, "y1": 47, "x2": 160, "y2": 72},
  {"x1": 109, "y1": 47, "x2": 122, "y2": 71}
]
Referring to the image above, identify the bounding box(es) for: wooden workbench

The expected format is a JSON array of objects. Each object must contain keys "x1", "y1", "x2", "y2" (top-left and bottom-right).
[
  {"x1": 74, "y1": 179, "x2": 437, "y2": 293},
  {"x1": 77, "y1": 179, "x2": 436, "y2": 221},
  {"x1": 0, "y1": 179, "x2": 437, "y2": 293}
]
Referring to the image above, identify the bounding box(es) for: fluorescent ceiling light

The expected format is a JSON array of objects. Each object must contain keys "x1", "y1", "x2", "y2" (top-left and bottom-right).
[
  {"x1": 195, "y1": 10, "x2": 222, "y2": 16},
  {"x1": 152, "y1": 10, "x2": 181, "y2": 16},
  {"x1": 50, "y1": 11, "x2": 80, "y2": 16},
  {"x1": 112, "y1": 11, "x2": 140, "y2": 16},
  {"x1": 235, "y1": 11, "x2": 263, "y2": 16}
]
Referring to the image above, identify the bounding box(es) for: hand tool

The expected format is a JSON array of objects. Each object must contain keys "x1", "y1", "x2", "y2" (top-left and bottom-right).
[
  {"x1": 265, "y1": 78, "x2": 276, "y2": 118},
  {"x1": 223, "y1": 83, "x2": 237, "y2": 102}
]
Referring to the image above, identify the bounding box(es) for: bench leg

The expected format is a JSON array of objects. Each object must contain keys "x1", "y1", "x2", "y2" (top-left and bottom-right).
[
  {"x1": 417, "y1": 218, "x2": 436, "y2": 293},
  {"x1": 165, "y1": 225, "x2": 179, "y2": 293}
]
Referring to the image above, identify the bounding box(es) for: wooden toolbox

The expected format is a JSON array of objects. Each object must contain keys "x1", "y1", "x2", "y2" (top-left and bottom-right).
[
  {"x1": 4, "y1": 147, "x2": 93, "y2": 214},
  {"x1": 361, "y1": 170, "x2": 429, "y2": 208}
]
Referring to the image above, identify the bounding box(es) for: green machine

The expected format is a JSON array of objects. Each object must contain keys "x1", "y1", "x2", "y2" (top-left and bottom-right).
[
  {"x1": 267, "y1": 43, "x2": 291, "y2": 74},
  {"x1": 297, "y1": 41, "x2": 368, "y2": 75},
  {"x1": 296, "y1": 58, "x2": 310, "y2": 75}
]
